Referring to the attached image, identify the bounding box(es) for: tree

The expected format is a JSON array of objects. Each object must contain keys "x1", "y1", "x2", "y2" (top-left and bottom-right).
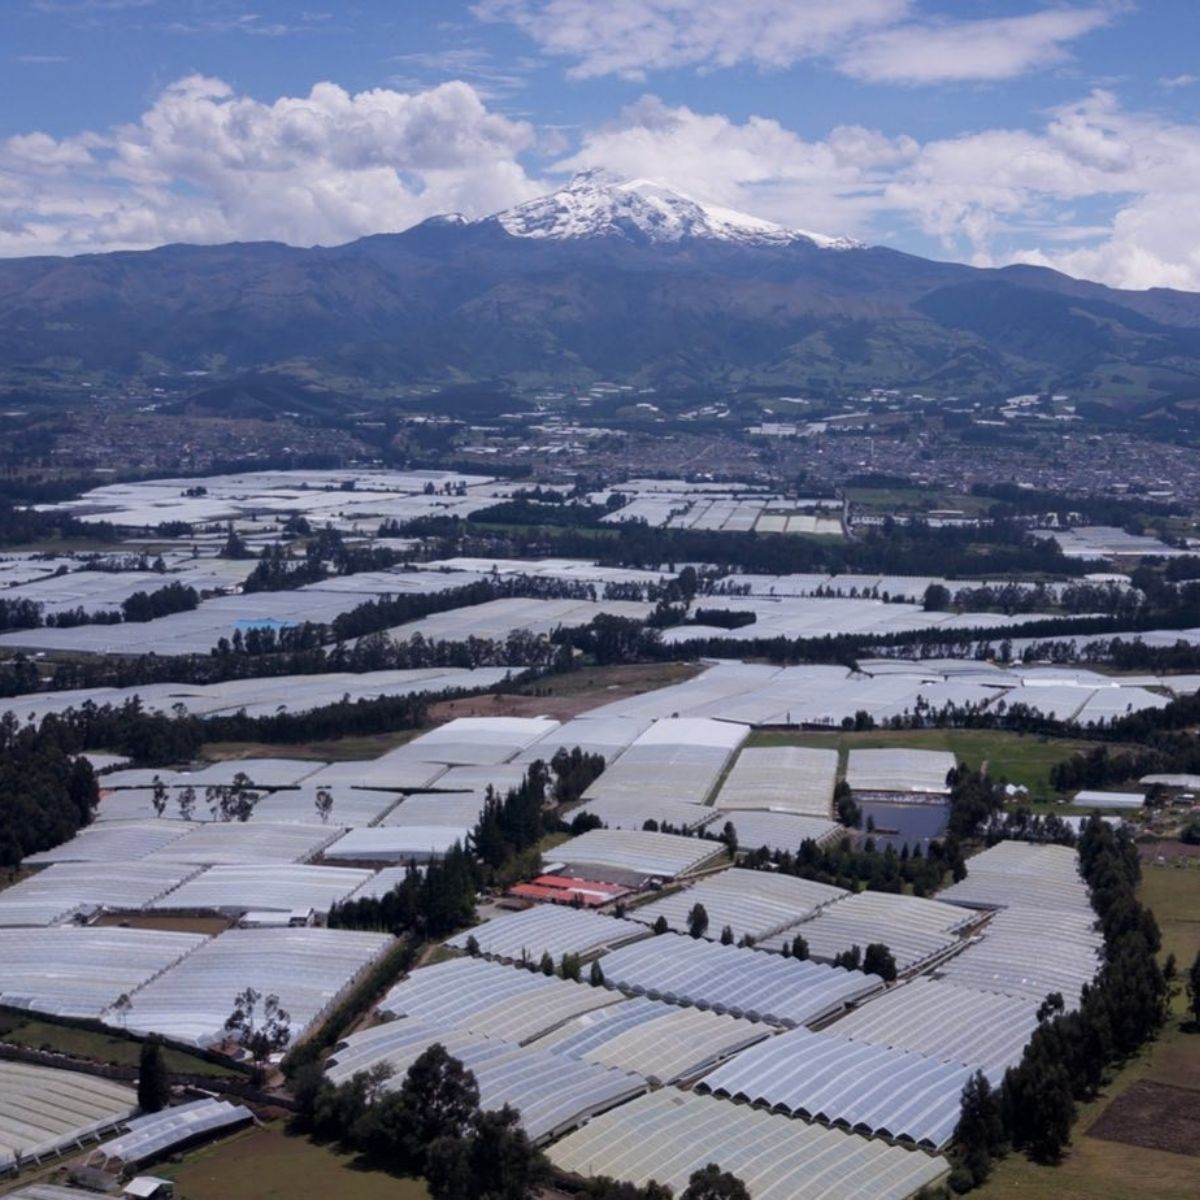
[
  {"x1": 791, "y1": 933, "x2": 809, "y2": 961},
  {"x1": 1189, "y1": 949, "x2": 1200, "y2": 1027},
  {"x1": 151, "y1": 775, "x2": 168, "y2": 818},
  {"x1": 953, "y1": 1070, "x2": 1002, "y2": 1186},
  {"x1": 112, "y1": 992, "x2": 132, "y2": 1029},
  {"x1": 589, "y1": 959, "x2": 606, "y2": 987},
  {"x1": 137, "y1": 1038, "x2": 171, "y2": 1113},
  {"x1": 225, "y1": 987, "x2": 292, "y2": 1070},
  {"x1": 833, "y1": 945, "x2": 862, "y2": 971},
  {"x1": 862, "y1": 943, "x2": 897, "y2": 983},
  {"x1": 688, "y1": 902, "x2": 709, "y2": 940},
  {"x1": 177, "y1": 785, "x2": 197, "y2": 822},
  {"x1": 539, "y1": 951, "x2": 555, "y2": 976},
  {"x1": 681, "y1": 1163, "x2": 751, "y2": 1200},
  {"x1": 427, "y1": 1104, "x2": 546, "y2": 1200},
  {"x1": 719, "y1": 821, "x2": 738, "y2": 857},
  {"x1": 923, "y1": 582, "x2": 951, "y2": 611},
  {"x1": 315, "y1": 787, "x2": 334, "y2": 824},
  {"x1": 653, "y1": 915, "x2": 669, "y2": 935},
  {"x1": 465, "y1": 934, "x2": 481, "y2": 957},
  {"x1": 396, "y1": 1044, "x2": 481, "y2": 1168},
  {"x1": 719, "y1": 924, "x2": 734, "y2": 946}
]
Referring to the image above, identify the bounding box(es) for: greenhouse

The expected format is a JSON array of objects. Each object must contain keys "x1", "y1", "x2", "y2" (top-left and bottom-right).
[
  {"x1": 698, "y1": 1025, "x2": 973, "y2": 1148},
  {"x1": 531, "y1": 995, "x2": 771, "y2": 1085},
  {"x1": 829, "y1": 976, "x2": 1040, "y2": 1082},
  {"x1": 626, "y1": 869, "x2": 847, "y2": 944},
  {"x1": 0, "y1": 927, "x2": 206, "y2": 1021},
  {"x1": 445, "y1": 904, "x2": 650, "y2": 963},
  {"x1": 378, "y1": 957, "x2": 624, "y2": 1044},
  {"x1": 0, "y1": 1062, "x2": 137, "y2": 1173},
  {"x1": 547, "y1": 1088, "x2": 949, "y2": 1200},
  {"x1": 551, "y1": 829, "x2": 727, "y2": 884},
  {"x1": 115, "y1": 926, "x2": 391, "y2": 1047},
  {"x1": 714, "y1": 746, "x2": 839, "y2": 817},
  {"x1": 596, "y1": 933, "x2": 882, "y2": 1027},
  {"x1": 326, "y1": 1019, "x2": 646, "y2": 1143}
]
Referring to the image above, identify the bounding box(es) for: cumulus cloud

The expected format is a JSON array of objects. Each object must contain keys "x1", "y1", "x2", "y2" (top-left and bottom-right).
[
  {"x1": 4, "y1": 73, "x2": 1200, "y2": 292},
  {"x1": 475, "y1": 0, "x2": 1111, "y2": 84},
  {"x1": 555, "y1": 90, "x2": 1200, "y2": 290},
  {"x1": 0, "y1": 75, "x2": 541, "y2": 255}
]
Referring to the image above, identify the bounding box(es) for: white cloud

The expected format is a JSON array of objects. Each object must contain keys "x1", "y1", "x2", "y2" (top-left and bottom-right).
[
  {"x1": 840, "y1": 7, "x2": 1114, "y2": 85},
  {"x1": 4, "y1": 73, "x2": 1200, "y2": 293},
  {"x1": 474, "y1": 0, "x2": 910, "y2": 80},
  {"x1": 1159, "y1": 73, "x2": 1198, "y2": 89},
  {"x1": 554, "y1": 90, "x2": 1200, "y2": 290},
  {"x1": 0, "y1": 75, "x2": 541, "y2": 255},
  {"x1": 475, "y1": 0, "x2": 1111, "y2": 85}
]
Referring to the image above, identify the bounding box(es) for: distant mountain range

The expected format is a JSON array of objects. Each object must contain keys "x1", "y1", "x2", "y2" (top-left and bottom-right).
[{"x1": 4, "y1": 171, "x2": 1200, "y2": 404}]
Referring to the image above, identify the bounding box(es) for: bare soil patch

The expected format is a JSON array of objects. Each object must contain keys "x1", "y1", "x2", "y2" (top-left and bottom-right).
[{"x1": 1087, "y1": 1080, "x2": 1200, "y2": 1157}]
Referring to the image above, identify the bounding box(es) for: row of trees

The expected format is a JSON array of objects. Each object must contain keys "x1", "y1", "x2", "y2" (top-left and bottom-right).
[
  {"x1": 0, "y1": 711, "x2": 99, "y2": 867},
  {"x1": 742, "y1": 835, "x2": 968, "y2": 899},
  {"x1": 950, "y1": 817, "x2": 1169, "y2": 1189}
]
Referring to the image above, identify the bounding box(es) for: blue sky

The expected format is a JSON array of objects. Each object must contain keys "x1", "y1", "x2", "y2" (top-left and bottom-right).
[{"x1": 2, "y1": 1, "x2": 1199, "y2": 289}]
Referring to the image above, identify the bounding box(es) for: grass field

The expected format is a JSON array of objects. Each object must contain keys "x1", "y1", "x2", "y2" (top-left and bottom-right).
[
  {"x1": 158, "y1": 1124, "x2": 429, "y2": 1200},
  {"x1": 0, "y1": 1015, "x2": 237, "y2": 1078},
  {"x1": 978, "y1": 865, "x2": 1200, "y2": 1199},
  {"x1": 746, "y1": 727, "x2": 1094, "y2": 797}
]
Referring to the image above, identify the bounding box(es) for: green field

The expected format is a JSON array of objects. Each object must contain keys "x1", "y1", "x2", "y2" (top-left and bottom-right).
[
  {"x1": 0, "y1": 1014, "x2": 238, "y2": 1078},
  {"x1": 746, "y1": 727, "x2": 1095, "y2": 798},
  {"x1": 979, "y1": 865, "x2": 1200, "y2": 1200},
  {"x1": 158, "y1": 1124, "x2": 429, "y2": 1200}
]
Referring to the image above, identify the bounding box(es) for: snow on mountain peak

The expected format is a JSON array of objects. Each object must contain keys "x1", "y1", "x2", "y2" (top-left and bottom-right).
[{"x1": 487, "y1": 172, "x2": 859, "y2": 250}]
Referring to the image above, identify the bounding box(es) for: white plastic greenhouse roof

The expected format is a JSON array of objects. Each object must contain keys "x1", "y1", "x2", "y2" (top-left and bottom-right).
[
  {"x1": 698, "y1": 1025, "x2": 973, "y2": 1149},
  {"x1": 406, "y1": 717, "x2": 561, "y2": 765},
  {"x1": 175, "y1": 758, "x2": 326, "y2": 788},
  {"x1": 0, "y1": 926, "x2": 206, "y2": 1021},
  {"x1": 828, "y1": 976, "x2": 1040, "y2": 1083},
  {"x1": 326, "y1": 1019, "x2": 645, "y2": 1144},
  {"x1": 116, "y1": 926, "x2": 391, "y2": 1047},
  {"x1": 553, "y1": 829, "x2": 726, "y2": 883},
  {"x1": 446, "y1": 905, "x2": 650, "y2": 963},
  {"x1": 531, "y1": 995, "x2": 770, "y2": 1086},
  {"x1": 0, "y1": 1062, "x2": 137, "y2": 1172},
  {"x1": 845, "y1": 748, "x2": 956, "y2": 794},
  {"x1": 377, "y1": 793, "x2": 488, "y2": 828},
  {"x1": 938, "y1": 841, "x2": 1092, "y2": 915},
  {"x1": 23, "y1": 820, "x2": 197, "y2": 866},
  {"x1": 511, "y1": 715, "x2": 651, "y2": 764},
  {"x1": 760, "y1": 891, "x2": 978, "y2": 973},
  {"x1": 573, "y1": 794, "x2": 716, "y2": 833},
  {"x1": 626, "y1": 869, "x2": 847, "y2": 944},
  {"x1": 715, "y1": 746, "x2": 839, "y2": 817},
  {"x1": 720, "y1": 810, "x2": 842, "y2": 856},
  {"x1": 377, "y1": 957, "x2": 623, "y2": 1044},
  {"x1": 148, "y1": 864, "x2": 373, "y2": 915},
  {"x1": 547, "y1": 1088, "x2": 949, "y2": 1200},
  {"x1": 597, "y1": 933, "x2": 882, "y2": 1027},
  {"x1": 87, "y1": 1098, "x2": 252, "y2": 1169},
  {"x1": 324, "y1": 825, "x2": 468, "y2": 862},
  {"x1": 143, "y1": 821, "x2": 340, "y2": 867},
  {"x1": 0, "y1": 861, "x2": 200, "y2": 927}
]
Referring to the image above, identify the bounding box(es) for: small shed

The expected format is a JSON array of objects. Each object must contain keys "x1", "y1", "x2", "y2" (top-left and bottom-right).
[{"x1": 122, "y1": 1177, "x2": 175, "y2": 1199}]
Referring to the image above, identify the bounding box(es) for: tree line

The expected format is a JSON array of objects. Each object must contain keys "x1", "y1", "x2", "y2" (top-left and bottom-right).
[
  {"x1": 949, "y1": 816, "x2": 1168, "y2": 1190},
  {"x1": 0, "y1": 710, "x2": 99, "y2": 867}
]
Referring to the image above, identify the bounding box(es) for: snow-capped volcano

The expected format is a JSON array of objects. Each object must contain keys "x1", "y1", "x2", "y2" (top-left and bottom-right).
[{"x1": 481, "y1": 170, "x2": 859, "y2": 250}]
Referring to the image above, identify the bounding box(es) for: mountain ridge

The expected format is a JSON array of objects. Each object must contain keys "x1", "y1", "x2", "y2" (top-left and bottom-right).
[{"x1": 2, "y1": 172, "x2": 1200, "y2": 400}]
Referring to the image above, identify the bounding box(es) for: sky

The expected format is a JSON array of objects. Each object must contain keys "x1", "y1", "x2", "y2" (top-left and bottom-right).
[{"x1": 2, "y1": 0, "x2": 1199, "y2": 290}]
